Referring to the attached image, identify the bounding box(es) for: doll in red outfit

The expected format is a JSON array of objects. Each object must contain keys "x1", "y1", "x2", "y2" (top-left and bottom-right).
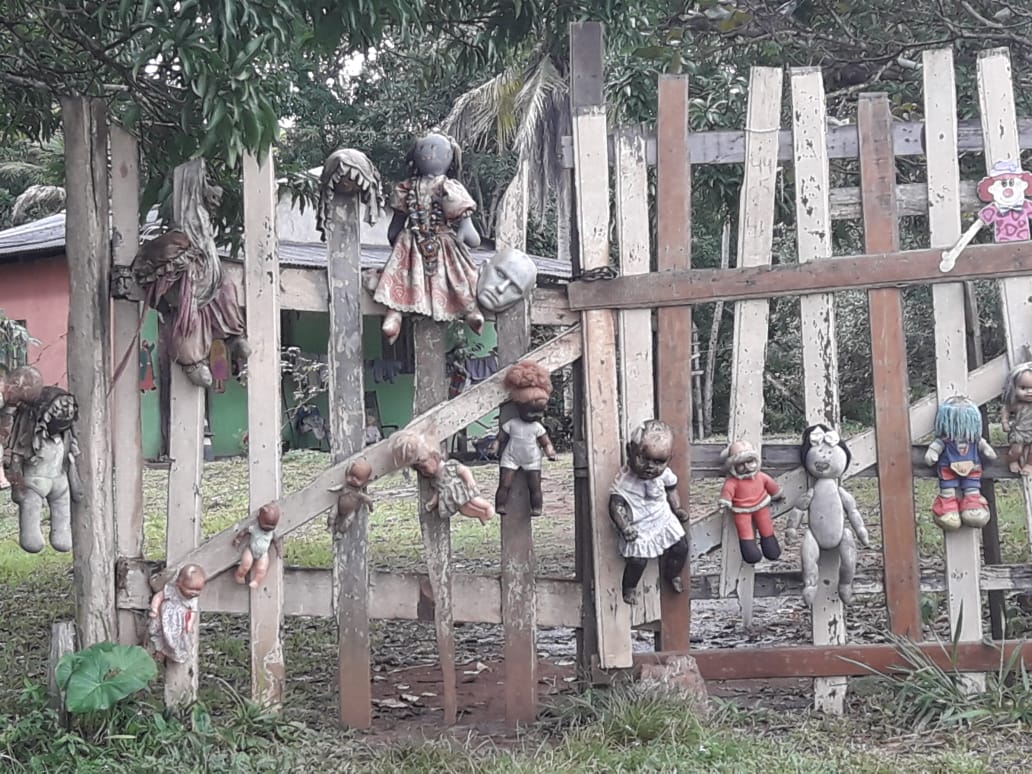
[{"x1": 719, "y1": 440, "x2": 783, "y2": 563}]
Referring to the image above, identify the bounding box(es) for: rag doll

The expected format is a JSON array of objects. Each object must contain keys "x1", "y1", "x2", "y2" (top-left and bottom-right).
[
  {"x1": 149, "y1": 563, "x2": 206, "y2": 663},
  {"x1": 327, "y1": 457, "x2": 375, "y2": 533},
  {"x1": 924, "y1": 396, "x2": 996, "y2": 530},
  {"x1": 719, "y1": 439, "x2": 783, "y2": 564},
  {"x1": 233, "y1": 502, "x2": 282, "y2": 588},
  {"x1": 495, "y1": 360, "x2": 557, "y2": 517}
]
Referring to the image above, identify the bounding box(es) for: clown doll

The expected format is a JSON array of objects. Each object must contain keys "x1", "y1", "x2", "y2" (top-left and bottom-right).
[
  {"x1": 924, "y1": 396, "x2": 996, "y2": 531},
  {"x1": 940, "y1": 160, "x2": 1032, "y2": 272},
  {"x1": 719, "y1": 440, "x2": 783, "y2": 564}
]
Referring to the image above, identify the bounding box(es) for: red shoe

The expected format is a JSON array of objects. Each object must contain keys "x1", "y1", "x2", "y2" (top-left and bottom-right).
[
  {"x1": 959, "y1": 493, "x2": 991, "y2": 528},
  {"x1": 931, "y1": 495, "x2": 962, "y2": 531}
]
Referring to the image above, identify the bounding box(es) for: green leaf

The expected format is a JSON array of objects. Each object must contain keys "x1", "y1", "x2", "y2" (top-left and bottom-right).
[{"x1": 57, "y1": 642, "x2": 157, "y2": 714}]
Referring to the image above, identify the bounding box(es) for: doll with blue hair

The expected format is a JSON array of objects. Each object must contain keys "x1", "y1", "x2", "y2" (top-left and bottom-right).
[{"x1": 924, "y1": 396, "x2": 997, "y2": 531}]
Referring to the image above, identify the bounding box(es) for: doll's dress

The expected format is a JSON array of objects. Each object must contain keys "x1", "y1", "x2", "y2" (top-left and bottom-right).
[
  {"x1": 499, "y1": 418, "x2": 546, "y2": 471},
  {"x1": 248, "y1": 523, "x2": 275, "y2": 559},
  {"x1": 149, "y1": 581, "x2": 199, "y2": 663},
  {"x1": 610, "y1": 466, "x2": 686, "y2": 559},
  {"x1": 1008, "y1": 402, "x2": 1032, "y2": 445},
  {"x1": 431, "y1": 458, "x2": 480, "y2": 517},
  {"x1": 373, "y1": 175, "x2": 480, "y2": 322}
]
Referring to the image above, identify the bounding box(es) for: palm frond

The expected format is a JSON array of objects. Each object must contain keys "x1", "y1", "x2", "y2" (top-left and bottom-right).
[
  {"x1": 440, "y1": 66, "x2": 522, "y2": 151},
  {"x1": 0, "y1": 161, "x2": 46, "y2": 189}
]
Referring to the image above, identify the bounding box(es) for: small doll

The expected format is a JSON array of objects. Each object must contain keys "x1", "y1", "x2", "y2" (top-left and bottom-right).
[
  {"x1": 390, "y1": 429, "x2": 494, "y2": 524},
  {"x1": 149, "y1": 563, "x2": 206, "y2": 663},
  {"x1": 940, "y1": 160, "x2": 1032, "y2": 272},
  {"x1": 1001, "y1": 362, "x2": 1032, "y2": 476},
  {"x1": 373, "y1": 132, "x2": 484, "y2": 345},
  {"x1": 327, "y1": 457, "x2": 375, "y2": 533},
  {"x1": 495, "y1": 360, "x2": 558, "y2": 517},
  {"x1": 924, "y1": 396, "x2": 996, "y2": 530},
  {"x1": 476, "y1": 247, "x2": 538, "y2": 313},
  {"x1": 719, "y1": 440, "x2": 783, "y2": 564},
  {"x1": 786, "y1": 424, "x2": 869, "y2": 606},
  {"x1": 609, "y1": 419, "x2": 690, "y2": 605},
  {"x1": 233, "y1": 502, "x2": 282, "y2": 588}
]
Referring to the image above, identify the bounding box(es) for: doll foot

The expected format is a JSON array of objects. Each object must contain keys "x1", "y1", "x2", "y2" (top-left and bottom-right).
[
  {"x1": 760, "y1": 535, "x2": 781, "y2": 561},
  {"x1": 622, "y1": 587, "x2": 638, "y2": 605},
  {"x1": 0, "y1": 479, "x2": 8, "y2": 490},
  {"x1": 959, "y1": 494, "x2": 991, "y2": 528},
  {"x1": 802, "y1": 585, "x2": 817, "y2": 606},
  {"x1": 182, "y1": 361, "x2": 213, "y2": 388},
  {"x1": 1022, "y1": 466, "x2": 1032, "y2": 478},
  {"x1": 382, "y1": 312, "x2": 403, "y2": 345},
  {"x1": 19, "y1": 529, "x2": 45, "y2": 554},
  {"x1": 669, "y1": 576, "x2": 684, "y2": 594},
  {"x1": 739, "y1": 539, "x2": 762, "y2": 564},
  {"x1": 838, "y1": 584, "x2": 855, "y2": 606},
  {"x1": 465, "y1": 311, "x2": 484, "y2": 336},
  {"x1": 1010, "y1": 461, "x2": 1023, "y2": 474},
  {"x1": 234, "y1": 570, "x2": 247, "y2": 584},
  {"x1": 50, "y1": 528, "x2": 72, "y2": 553},
  {"x1": 931, "y1": 495, "x2": 962, "y2": 531},
  {"x1": 249, "y1": 580, "x2": 259, "y2": 589},
  {"x1": 530, "y1": 507, "x2": 542, "y2": 517}
]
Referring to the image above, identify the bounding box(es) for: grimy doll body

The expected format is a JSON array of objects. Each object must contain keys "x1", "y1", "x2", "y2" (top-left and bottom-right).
[
  {"x1": 495, "y1": 360, "x2": 557, "y2": 517},
  {"x1": 1002, "y1": 363, "x2": 1032, "y2": 476},
  {"x1": 234, "y1": 503, "x2": 282, "y2": 588}
]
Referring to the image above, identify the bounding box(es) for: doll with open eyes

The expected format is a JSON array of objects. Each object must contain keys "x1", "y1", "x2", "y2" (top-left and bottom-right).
[{"x1": 1002, "y1": 362, "x2": 1032, "y2": 477}]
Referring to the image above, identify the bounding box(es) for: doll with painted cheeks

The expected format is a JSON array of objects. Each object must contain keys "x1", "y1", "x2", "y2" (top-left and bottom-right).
[
  {"x1": 233, "y1": 502, "x2": 282, "y2": 588},
  {"x1": 149, "y1": 563, "x2": 206, "y2": 663}
]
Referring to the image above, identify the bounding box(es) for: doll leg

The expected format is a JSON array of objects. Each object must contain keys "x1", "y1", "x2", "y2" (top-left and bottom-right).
[
  {"x1": 15, "y1": 487, "x2": 46, "y2": 554},
  {"x1": 931, "y1": 485, "x2": 962, "y2": 531},
  {"x1": 47, "y1": 482, "x2": 72, "y2": 552},
  {"x1": 248, "y1": 553, "x2": 271, "y2": 589},
  {"x1": 733, "y1": 512, "x2": 763, "y2": 564},
  {"x1": 382, "y1": 310, "x2": 403, "y2": 346},
  {"x1": 800, "y1": 529, "x2": 820, "y2": 605},
  {"x1": 459, "y1": 496, "x2": 495, "y2": 524},
  {"x1": 958, "y1": 483, "x2": 991, "y2": 528},
  {"x1": 1007, "y1": 443, "x2": 1024, "y2": 474},
  {"x1": 527, "y1": 470, "x2": 544, "y2": 517},
  {"x1": 752, "y1": 506, "x2": 781, "y2": 560},
  {"x1": 0, "y1": 445, "x2": 8, "y2": 490},
  {"x1": 622, "y1": 557, "x2": 648, "y2": 604},
  {"x1": 660, "y1": 536, "x2": 689, "y2": 593},
  {"x1": 495, "y1": 467, "x2": 517, "y2": 515},
  {"x1": 837, "y1": 529, "x2": 858, "y2": 605},
  {"x1": 235, "y1": 548, "x2": 255, "y2": 583}
]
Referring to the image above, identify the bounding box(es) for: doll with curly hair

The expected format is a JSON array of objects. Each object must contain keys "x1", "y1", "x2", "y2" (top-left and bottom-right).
[
  {"x1": 495, "y1": 360, "x2": 557, "y2": 517},
  {"x1": 391, "y1": 429, "x2": 494, "y2": 524}
]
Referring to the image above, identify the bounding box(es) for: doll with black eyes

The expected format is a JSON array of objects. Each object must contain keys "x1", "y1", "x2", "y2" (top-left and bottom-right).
[{"x1": 609, "y1": 419, "x2": 690, "y2": 605}]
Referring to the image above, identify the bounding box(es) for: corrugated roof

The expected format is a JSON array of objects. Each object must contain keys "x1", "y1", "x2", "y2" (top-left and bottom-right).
[{"x1": 0, "y1": 212, "x2": 572, "y2": 281}]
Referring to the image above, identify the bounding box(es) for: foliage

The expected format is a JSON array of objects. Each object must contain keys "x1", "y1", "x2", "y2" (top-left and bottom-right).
[
  {"x1": 280, "y1": 346, "x2": 328, "y2": 424},
  {"x1": 55, "y1": 642, "x2": 157, "y2": 714},
  {"x1": 0, "y1": 312, "x2": 36, "y2": 371}
]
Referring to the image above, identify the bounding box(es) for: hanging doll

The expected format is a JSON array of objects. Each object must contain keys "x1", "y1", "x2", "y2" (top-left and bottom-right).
[
  {"x1": 924, "y1": 396, "x2": 996, "y2": 531},
  {"x1": 327, "y1": 457, "x2": 375, "y2": 533},
  {"x1": 785, "y1": 424, "x2": 870, "y2": 606},
  {"x1": 149, "y1": 563, "x2": 206, "y2": 663},
  {"x1": 372, "y1": 132, "x2": 484, "y2": 345},
  {"x1": 609, "y1": 419, "x2": 690, "y2": 605},
  {"x1": 390, "y1": 429, "x2": 494, "y2": 524},
  {"x1": 7, "y1": 385, "x2": 82, "y2": 554},
  {"x1": 719, "y1": 440, "x2": 783, "y2": 564},
  {"x1": 0, "y1": 365, "x2": 45, "y2": 491},
  {"x1": 233, "y1": 502, "x2": 282, "y2": 588},
  {"x1": 939, "y1": 160, "x2": 1032, "y2": 272},
  {"x1": 1001, "y1": 361, "x2": 1032, "y2": 476},
  {"x1": 495, "y1": 360, "x2": 558, "y2": 517}
]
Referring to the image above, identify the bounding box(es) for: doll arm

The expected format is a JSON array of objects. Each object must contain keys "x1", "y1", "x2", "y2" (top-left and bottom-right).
[
  {"x1": 924, "y1": 438, "x2": 945, "y2": 467},
  {"x1": 359, "y1": 491, "x2": 375, "y2": 511},
  {"x1": 386, "y1": 209, "x2": 408, "y2": 246},
  {"x1": 455, "y1": 216, "x2": 481, "y2": 249},
  {"x1": 718, "y1": 477, "x2": 735, "y2": 510},
  {"x1": 67, "y1": 450, "x2": 84, "y2": 503},
  {"x1": 273, "y1": 534, "x2": 284, "y2": 554},
  {"x1": 425, "y1": 490, "x2": 440, "y2": 512},
  {"x1": 232, "y1": 527, "x2": 249, "y2": 548},
  {"x1": 1002, "y1": 403, "x2": 1013, "y2": 433},
  {"x1": 841, "y1": 489, "x2": 870, "y2": 547},
  {"x1": 456, "y1": 463, "x2": 478, "y2": 490},
  {"x1": 495, "y1": 428, "x2": 510, "y2": 457},
  {"x1": 537, "y1": 432, "x2": 558, "y2": 461},
  {"x1": 785, "y1": 489, "x2": 813, "y2": 541},
  {"x1": 149, "y1": 590, "x2": 165, "y2": 619},
  {"x1": 763, "y1": 473, "x2": 784, "y2": 501},
  {"x1": 978, "y1": 437, "x2": 998, "y2": 461},
  {"x1": 608, "y1": 494, "x2": 638, "y2": 542},
  {"x1": 664, "y1": 485, "x2": 690, "y2": 524},
  {"x1": 940, "y1": 217, "x2": 985, "y2": 272}
]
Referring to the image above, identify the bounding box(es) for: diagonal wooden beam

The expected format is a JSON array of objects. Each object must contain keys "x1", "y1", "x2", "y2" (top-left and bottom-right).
[{"x1": 168, "y1": 326, "x2": 583, "y2": 579}]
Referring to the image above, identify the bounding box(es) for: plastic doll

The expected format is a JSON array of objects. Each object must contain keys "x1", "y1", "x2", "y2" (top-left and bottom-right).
[
  {"x1": 327, "y1": 457, "x2": 375, "y2": 533},
  {"x1": 390, "y1": 429, "x2": 494, "y2": 524},
  {"x1": 495, "y1": 361, "x2": 558, "y2": 517},
  {"x1": 233, "y1": 502, "x2": 282, "y2": 588},
  {"x1": 924, "y1": 396, "x2": 996, "y2": 530},
  {"x1": 476, "y1": 247, "x2": 538, "y2": 313},
  {"x1": 940, "y1": 160, "x2": 1032, "y2": 272},
  {"x1": 373, "y1": 132, "x2": 484, "y2": 345},
  {"x1": 609, "y1": 419, "x2": 690, "y2": 605},
  {"x1": 785, "y1": 424, "x2": 869, "y2": 606},
  {"x1": 149, "y1": 563, "x2": 206, "y2": 663},
  {"x1": 1001, "y1": 362, "x2": 1032, "y2": 476},
  {"x1": 719, "y1": 440, "x2": 783, "y2": 564}
]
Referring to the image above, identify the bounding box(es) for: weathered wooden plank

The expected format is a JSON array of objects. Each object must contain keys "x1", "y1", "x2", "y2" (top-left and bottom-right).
[
  {"x1": 566, "y1": 239, "x2": 1032, "y2": 311},
  {"x1": 109, "y1": 125, "x2": 145, "y2": 648},
  {"x1": 924, "y1": 50, "x2": 984, "y2": 687},
  {"x1": 720, "y1": 67, "x2": 782, "y2": 628},
  {"x1": 829, "y1": 180, "x2": 981, "y2": 220},
  {"x1": 654, "y1": 75, "x2": 693, "y2": 651},
  {"x1": 614, "y1": 125, "x2": 661, "y2": 630},
  {"x1": 859, "y1": 93, "x2": 922, "y2": 639},
  {"x1": 977, "y1": 49, "x2": 1032, "y2": 555},
  {"x1": 558, "y1": 117, "x2": 1032, "y2": 168},
  {"x1": 62, "y1": 97, "x2": 116, "y2": 649},
  {"x1": 323, "y1": 179, "x2": 371, "y2": 728},
  {"x1": 646, "y1": 641, "x2": 1032, "y2": 680},
  {"x1": 496, "y1": 299, "x2": 537, "y2": 726},
  {"x1": 413, "y1": 319, "x2": 457, "y2": 724},
  {"x1": 47, "y1": 621, "x2": 76, "y2": 725},
  {"x1": 242, "y1": 152, "x2": 285, "y2": 707},
  {"x1": 571, "y1": 21, "x2": 630, "y2": 669},
  {"x1": 791, "y1": 66, "x2": 846, "y2": 714},
  {"x1": 172, "y1": 327, "x2": 583, "y2": 578}
]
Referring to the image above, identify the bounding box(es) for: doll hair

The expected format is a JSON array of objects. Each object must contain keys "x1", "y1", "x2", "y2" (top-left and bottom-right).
[
  {"x1": 934, "y1": 396, "x2": 983, "y2": 443},
  {"x1": 257, "y1": 502, "x2": 281, "y2": 530},
  {"x1": 177, "y1": 563, "x2": 206, "y2": 589},
  {"x1": 799, "y1": 423, "x2": 852, "y2": 470},
  {"x1": 390, "y1": 429, "x2": 437, "y2": 468},
  {"x1": 1002, "y1": 362, "x2": 1032, "y2": 408},
  {"x1": 629, "y1": 419, "x2": 673, "y2": 457},
  {"x1": 405, "y1": 132, "x2": 463, "y2": 179},
  {"x1": 503, "y1": 361, "x2": 553, "y2": 405}
]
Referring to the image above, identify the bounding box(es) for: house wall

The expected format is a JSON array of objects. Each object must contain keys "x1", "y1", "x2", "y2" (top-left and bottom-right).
[{"x1": 0, "y1": 254, "x2": 70, "y2": 386}]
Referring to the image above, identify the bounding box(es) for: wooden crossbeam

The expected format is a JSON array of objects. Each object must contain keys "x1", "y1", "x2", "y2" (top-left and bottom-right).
[{"x1": 567, "y1": 239, "x2": 1032, "y2": 311}]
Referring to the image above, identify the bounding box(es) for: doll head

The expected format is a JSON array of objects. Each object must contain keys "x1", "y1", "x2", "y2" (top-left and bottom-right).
[
  {"x1": 405, "y1": 132, "x2": 461, "y2": 179},
  {"x1": 391, "y1": 429, "x2": 440, "y2": 477},
  {"x1": 799, "y1": 424, "x2": 851, "y2": 480},
  {"x1": 175, "y1": 563, "x2": 206, "y2": 599},
  {"x1": 477, "y1": 248, "x2": 538, "y2": 312},
  {"x1": 256, "y1": 502, "x2": 281, "y2": 532},
  {"x1": 977, "y1": 160, "x2": 1032, "y2": 207},
  {"x1": 722, "y1": 440, "x2": 761, "y2": 480},
  {"x1": 503, "y1": 361, "x2": 553, "y2": 422},
  {"x1": 37, "y1": 387, "x2": 77, "y2": 437},
  {"x1": 1003, "y1": 362, "x2": 1032, "y2": 408},
  {"x1": 3, "y1": 365, "x2": 43, "y2": 407},
  {"x1": 934, "y1": 396, "x2": 983, "y2": 443},
  {"x1": 345, "y1": 458, "x2": 372, "y2": 490},
  {"x1": 626, "y1": 420, "x2": 674, "y2": 480}
]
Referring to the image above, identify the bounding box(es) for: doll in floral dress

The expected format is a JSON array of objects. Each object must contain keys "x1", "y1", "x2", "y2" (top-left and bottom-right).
[
  {"x1": 373, "y1": 132, "x2": 484, "y2": 345},
  {"x1": 149, "y1": 563, "x2": 206, "y2": 663}
]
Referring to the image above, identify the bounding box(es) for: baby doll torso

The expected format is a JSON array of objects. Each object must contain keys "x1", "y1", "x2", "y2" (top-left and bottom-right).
[
  {"x1": 720, "y1": 472, "x2": 779, "y2": 513},
  {"x1": 499, "y1": 418, "x2": 547, "y2": 471},
  {"x1": 248, "y1": 523, "x2": 275, "y2": 559}
]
